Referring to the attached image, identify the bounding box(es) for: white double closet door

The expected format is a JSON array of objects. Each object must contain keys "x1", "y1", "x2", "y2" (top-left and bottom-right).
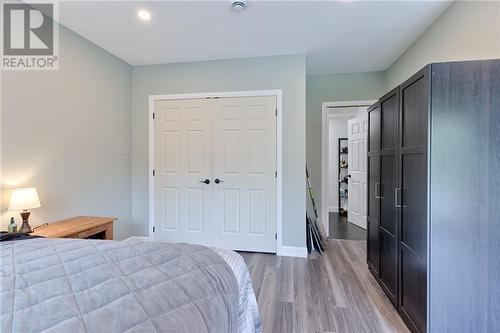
[{"x1": 153, "y1": 96, "x2": 277, "y2": 253}]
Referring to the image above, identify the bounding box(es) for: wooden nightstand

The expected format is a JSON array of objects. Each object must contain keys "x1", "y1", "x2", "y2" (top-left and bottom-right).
[{"x1": 31, "y1": 216, "x2": 117, "y2": 240}]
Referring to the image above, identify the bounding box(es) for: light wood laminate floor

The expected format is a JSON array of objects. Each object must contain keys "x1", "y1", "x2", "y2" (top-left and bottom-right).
[{"x1": 239, "y1": 239, "x2": 409, "y2": 333}]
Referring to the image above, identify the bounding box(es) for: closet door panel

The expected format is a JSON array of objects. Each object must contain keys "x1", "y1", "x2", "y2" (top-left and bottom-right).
[
  {"x1": 378, "y1": 88, "x2": 400, "y2": 308},
  {"x1": 368, "y1": 220, "x2": 380, "y2": 273},
  {"x1": 212, "y1": 96, "x2": 277, "y2": 253},
  {"x1": 380, "y1": 229, "x2": 398, "y2": 305},
  {"x1": 367, "y1": 102, "x2": 381, "y2": 275},
  {"x1": 368, "y1": 156, "x2": 380, "y2": 222},
  {"x1": 367, "y1": 155, "x2": 380, "y2": 273},
  {"x1": 369, "y1": 105, "x2": 381, "y2": 152},
  {"x1": 153, "y1": 99, "x2": 213, "y2": 246},
  {"x1": 401, "y1": 154, "x2": 426, "y2": 256},
  {"x1": 381, "y1": 92, "x2": 399, "y2": 150},
  {"x1": 402, "y1": 76, "x2": 427, "y2": 148},
  {"x1": 380, "y1": 155, "x2": 397, "y2": 234},
  {"x1": 399, "y1": 66, "x2": 429, "y2": 333},
  {"x1": 401, "y1": 247, "x2": 426, "y2": 333}
]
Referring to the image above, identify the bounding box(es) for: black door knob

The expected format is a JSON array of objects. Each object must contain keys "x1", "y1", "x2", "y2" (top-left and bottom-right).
[
  {"x1": 199, "y1": 179, "x2": 210, "y2": 184},
  {"x1": 214, "y1": 179, "x2": 224, "y2": 184}
]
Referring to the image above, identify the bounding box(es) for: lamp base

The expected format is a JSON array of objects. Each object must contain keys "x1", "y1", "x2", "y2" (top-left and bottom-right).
[{"x1": 19, "y1": 211, "x2": 32, "y2": 233}]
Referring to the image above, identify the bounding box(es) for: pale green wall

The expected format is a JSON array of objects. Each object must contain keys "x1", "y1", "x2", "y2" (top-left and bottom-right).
[
  {"x1": 387, "y1": 0, "x2": 500, "y2": 89},
  {"x1": 1, "y1": 26, "x2": 133, "y2": 239},
  {"x1": 306, "y1": 72, "x2": 387, "y2": 218},
  {"x1": 3, "y1": 0, "x2": 498, "y2": 246},
  {"x1": 131, "y1": 55, "x2": 307, "y2": 248}
]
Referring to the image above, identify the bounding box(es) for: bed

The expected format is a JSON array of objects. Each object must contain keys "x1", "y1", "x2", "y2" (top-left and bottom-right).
[{"x1": 0, "y1": 237, "x2": 261, "y2": 333}]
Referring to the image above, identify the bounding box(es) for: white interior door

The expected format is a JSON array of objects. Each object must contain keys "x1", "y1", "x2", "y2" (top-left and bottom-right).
[
  {"x1": 154, "y1": 99, "x2": 213, "y2": 245},
  {"x1": 348, "y1": 115, "x2": 368, "y2": 229},
  {"x1": 153, "y1": 96, "x2": 277, "y2": 253},
  {"x1": 212, "y1": 96, "x2": 277, "y2": 252}
]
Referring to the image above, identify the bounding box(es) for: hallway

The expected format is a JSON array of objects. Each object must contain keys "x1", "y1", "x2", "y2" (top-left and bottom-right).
[{"x1": 329, "y1": 212, "x2": 366, "y2": 241}]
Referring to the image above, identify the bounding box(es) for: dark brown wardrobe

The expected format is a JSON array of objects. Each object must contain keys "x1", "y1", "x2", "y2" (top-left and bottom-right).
[{"x1": 367, "y1": 59, "x2": 500, "y2": 333}]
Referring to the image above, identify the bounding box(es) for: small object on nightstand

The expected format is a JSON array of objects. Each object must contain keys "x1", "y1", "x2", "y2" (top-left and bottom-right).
[
  {"x1": 8, "y1": 188, "x2": 41, "y2": 233},
  {"x1": 7, "y1": 217, "x2": 17, "y2": 233}
]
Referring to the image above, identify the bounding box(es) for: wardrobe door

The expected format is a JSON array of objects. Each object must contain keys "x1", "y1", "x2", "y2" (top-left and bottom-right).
[
  {"x1": 399, "y1": 66, "x2": 429, "y2": 333},
  {"x1": 367, "y1": 102, "x2": 381, "y2": 275},
  {"x1": 379, "y1": 87, "x2": 400, "y2": 307}
]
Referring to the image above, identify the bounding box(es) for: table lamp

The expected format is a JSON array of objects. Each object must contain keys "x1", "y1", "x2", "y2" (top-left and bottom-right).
[{"x1": 8, "y1": 188, "x2": 41, "y2": 233}]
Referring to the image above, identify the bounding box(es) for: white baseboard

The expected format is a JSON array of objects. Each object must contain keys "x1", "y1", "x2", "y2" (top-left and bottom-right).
[
  {"x1": 278, "y1": 246, "x2": 308, "y2": 258},
  {"x1": 124, "y1": 236, "x2": 308, "y2": 258},
  {"x1": 123, "y1": 236, "x2": 151, "y2": 242}
]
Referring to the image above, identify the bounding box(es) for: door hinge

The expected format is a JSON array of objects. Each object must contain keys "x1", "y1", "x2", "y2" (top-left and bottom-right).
[
  {"x1": 153, "y1": 169, "x2": 156, "y2": 176},
  {"x1": 153, "y1": 226, "x2": 156, "y2": 233},
  {"x1": 275, "y1": 109, "x2": 277, "y2": 117},
  {"x1": 275, "y1": 233, "x2": 277, "y2": 240},
  {"x1": 275, "y1": 171, "x2": 277, "y2": 178},
  {"x1": 152, "y1": 112, "x2": 155, "y2": 119}
]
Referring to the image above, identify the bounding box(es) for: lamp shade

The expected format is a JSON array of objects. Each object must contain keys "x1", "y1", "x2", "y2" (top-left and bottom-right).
[{"x1": 8, "y1": 188, "x2": 41, "y2": 211}]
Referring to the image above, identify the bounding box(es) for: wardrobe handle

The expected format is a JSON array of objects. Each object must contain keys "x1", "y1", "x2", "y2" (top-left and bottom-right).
[
  {"x1": 199, "y1": 179, "x2": 210, "y2": 184},
  {"x1": 395, "y1": 188, "x2": 401, "y2": 208},
  {"x1": 214, "y1": 178, "x2": 224, "y2": 184},
  {"x1": 375, "y1": 183, "x2": 381, "y2": 199}
]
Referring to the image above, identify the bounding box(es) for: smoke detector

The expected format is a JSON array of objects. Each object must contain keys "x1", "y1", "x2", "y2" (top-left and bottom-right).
[{"x1": 232, "y1": 0, "x2": 247, "y2": 12}]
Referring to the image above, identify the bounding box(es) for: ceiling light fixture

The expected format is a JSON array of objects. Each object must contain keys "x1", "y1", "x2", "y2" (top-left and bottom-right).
[
  {"x1": 137, "y1": 9, "x2": 151, "y2": 21},
  {"x1": 232, "y1": 0, "x2": 247, "y2": 12}
]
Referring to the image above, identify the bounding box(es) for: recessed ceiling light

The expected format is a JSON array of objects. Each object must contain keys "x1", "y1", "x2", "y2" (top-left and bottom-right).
[
  {"x1": 232, "y1": 1, "x2": 247, "y2": 12},
  {"x1": 137, "y1": 9, "x2": 151, "y2": 21}
]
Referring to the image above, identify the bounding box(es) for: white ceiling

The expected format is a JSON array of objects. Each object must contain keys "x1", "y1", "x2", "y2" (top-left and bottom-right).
[{"x1": 58, "y1": 1, "x2": 451, "y2": 74}]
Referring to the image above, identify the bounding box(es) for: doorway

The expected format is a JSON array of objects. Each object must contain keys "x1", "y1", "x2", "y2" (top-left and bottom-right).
[
  {"x1": 321, "y1": 100, "x2": 376, "y2": 240},
  {"x1": 149, "y1": 90, "x2": 283, "y2": 253}
]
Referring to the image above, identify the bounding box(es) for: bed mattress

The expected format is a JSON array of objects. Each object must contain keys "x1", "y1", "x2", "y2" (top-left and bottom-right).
[{"x1": 0, "y1": 237, "x2": 261, "y2": 333}]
